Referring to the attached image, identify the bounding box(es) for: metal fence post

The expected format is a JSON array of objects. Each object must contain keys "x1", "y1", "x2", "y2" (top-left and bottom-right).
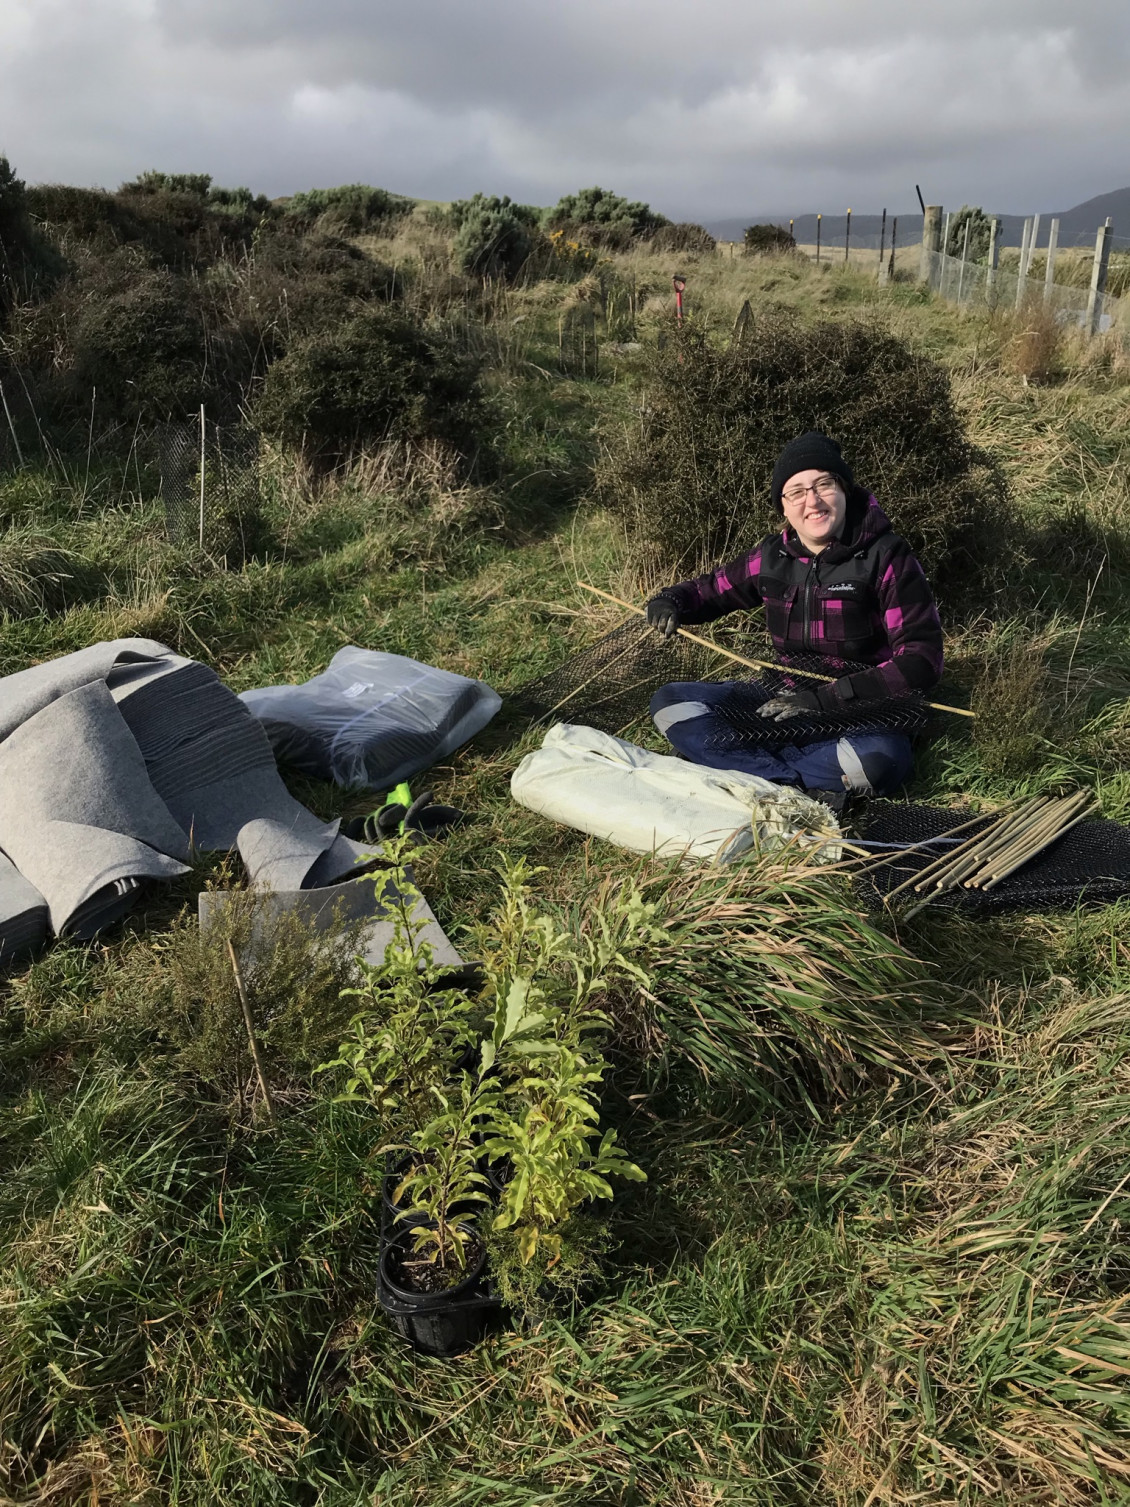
[
  {"x1": 1086, "y1": 217, "x2": 1113, "y2": 336},
  {"x1": 844, "y1": 208, "x2": 851, "y2": 265},
  {"x1": 877, "y1": 208, "x2": 887, "y2": 283},
  {"x1": 919, "y1": 205, "x2": 943, "y2": 284},
  {"x1": 816, "y1": 213, "x2": 822, "y2": 263},
  {"x1": 1043, "y1": 218, "x2": 1060, "y2": 305}
]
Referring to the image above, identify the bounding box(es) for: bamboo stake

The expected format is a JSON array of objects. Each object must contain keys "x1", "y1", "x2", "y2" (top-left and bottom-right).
[
  {"x1": 965, "y1": 793, "x2": 1088, "y2": 887},
  {"x1": 980, "y1": 799, "x2": 1096, "y2": 890},
  {"x1": 852, "y1": 803, "x2": 1022, "y2": 877},
  {"x1": 884, "y1": 814, "x2": 1012, "y2": 901},
  {"x1": 227, "y1": 940, "x2": 277, "y2": 1125},
  {"x1": 578, "y1": 581, "x2": 975, "y2": 719},
  {"x1": 890, "y1": 796, "x2": 1047, "y2": 900},
  {"x1": 947, "y1": 799, "x2": 1055, "y2": 887}
]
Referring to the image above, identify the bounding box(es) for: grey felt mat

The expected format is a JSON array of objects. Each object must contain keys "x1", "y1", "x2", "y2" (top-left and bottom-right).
[
  {"x1": 0, "y1": 852, "x2": 50, "y2": 963},
  {"x1": 0, "y1": 640, "x2": 379, "y2": 950},
  {"x1": 198, "y1": 870, "x2": 465, "y2": 973},
  {"x1": 0, "y1": 681, "x2": 191, "y2": 936}
]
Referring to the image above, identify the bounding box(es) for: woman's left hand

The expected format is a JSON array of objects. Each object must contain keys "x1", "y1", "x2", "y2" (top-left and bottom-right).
[{"x1": 756, "y1": 688, "x2": 822, "y2": 722}]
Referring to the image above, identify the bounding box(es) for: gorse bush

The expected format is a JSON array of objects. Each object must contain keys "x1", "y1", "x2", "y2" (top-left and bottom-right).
[
  {"x1": 744, "y1": 222, "x2": 797, "y2": 254},
  {"x1": 596, "y1": 309, "x2": 1007, "y2": 600},
  {"x1": 70, "y1": 269, "x2": 208, "y2": 422},
  {"x1": 449, "y1": 193, "x2": 541, "y2": 281},
  {"x1": 284, "y1": 183, "x2": 415, "y2": 233},
  {"x1": 648, "y1": 221, "x2": 717, "y2": 256},
  {"x1": 255, "y1": 305, "x2": 489, "y2": 468},
  {"x1": 0, "y1": 157, "x2": 61, "y2": 312},
  {"x1": 945, "y1": 204, "x2": 992, "y2": 263},
  {"x1": 545, "y1": 185, "x2": 668, "y2": 249}
]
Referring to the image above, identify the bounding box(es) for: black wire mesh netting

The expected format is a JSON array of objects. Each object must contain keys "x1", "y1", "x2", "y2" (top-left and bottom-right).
[
  {"x1": 158, "y1": 421, "x2": 261, "y2": 558},
  {"x1": 704, "y1": 679, "x2": 930, "y2": 751},
  {"x1": 856, "y1": 801, "x2": 1130, "y2": 914},
  {"x1": 511, "y1": 620, "x2": 933, "y2": 746}
]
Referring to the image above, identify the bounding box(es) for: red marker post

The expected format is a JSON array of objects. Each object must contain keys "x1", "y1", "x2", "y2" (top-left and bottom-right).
[{"x1": 672, "y1": 273, "x2": 686, "y2": 326}]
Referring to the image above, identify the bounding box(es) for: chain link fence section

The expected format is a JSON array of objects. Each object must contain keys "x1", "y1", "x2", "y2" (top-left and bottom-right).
[
  {"x1": 158, "y1": 420, "x2": 261, "y2": 560},
  {"x1": 558, "y1": 305, "x2": 598, "y2": 378},
  {"x1": 922, "y1": 247, "x2": 1120, "y2": 334}
]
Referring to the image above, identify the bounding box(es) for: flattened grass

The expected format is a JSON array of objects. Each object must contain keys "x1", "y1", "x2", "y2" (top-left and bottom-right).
[{"x1": 4, "y1": 243, "x2": 1130, "y2": 1503}]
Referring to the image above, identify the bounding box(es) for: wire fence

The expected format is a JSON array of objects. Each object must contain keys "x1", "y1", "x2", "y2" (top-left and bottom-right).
[
  {"x1": 922, "y1": 247, "x2": 1120, "y2": 333},
  {"x1": 157, "y1": 419, "x2": 262, "y2": 558}
]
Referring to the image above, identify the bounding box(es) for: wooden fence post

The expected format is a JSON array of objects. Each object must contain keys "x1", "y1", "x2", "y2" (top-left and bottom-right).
[
  {"x1": 816, "y1": 213, "x2": 822, "y2": 263},
  {"x1": 986, "y1": 217, "x2": 1000, "y2": 302},
  {"x1": 1043, "y1": 217, "x2": 1060, "y2": 305},
  {"x1": 1086, "y1": 217, "x2": 1113, "y2": 336},
  {"x1": 919, "y1": 205, "x2": 943, "y2": 284},
  {"x1": 888, "y1": 217, "x2": 897, "y2": 280}
]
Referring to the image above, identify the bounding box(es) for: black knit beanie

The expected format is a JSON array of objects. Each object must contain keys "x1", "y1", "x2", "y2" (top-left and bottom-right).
[{"x1": 770, "y1": 431, "x2": 854, "y2": 512}]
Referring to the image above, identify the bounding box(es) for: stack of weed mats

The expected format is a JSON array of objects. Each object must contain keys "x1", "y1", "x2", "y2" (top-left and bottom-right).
[
  {"x1": 513, "y1": 620, "x2": 931, "y2": 745},
  {"x1": 0, "y1": 639, "x2": 383, "y2": 958},
  {"x1": 856, "y1": 801, "x2": 1130, "y2": 914}
]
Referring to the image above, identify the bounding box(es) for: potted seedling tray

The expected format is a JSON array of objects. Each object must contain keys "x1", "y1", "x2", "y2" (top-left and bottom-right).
[{"x1": 378, "y1": 1226, "x2": 504, "y2": 1357}]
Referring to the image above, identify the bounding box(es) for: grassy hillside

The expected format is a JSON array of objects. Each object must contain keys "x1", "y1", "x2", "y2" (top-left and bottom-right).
[{"x1": 3, "y1": 186, "x2": 1130, "y2": 1504}]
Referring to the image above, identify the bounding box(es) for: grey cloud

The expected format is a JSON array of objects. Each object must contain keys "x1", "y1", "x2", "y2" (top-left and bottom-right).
[{"x1": 2, "y1": 0, "x2": 1129, "y2": 219}]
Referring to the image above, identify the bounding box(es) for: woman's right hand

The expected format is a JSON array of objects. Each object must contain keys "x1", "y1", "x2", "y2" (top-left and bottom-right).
[{"x1": 646, "y1": 596, "x2": 681, "y2": 639}]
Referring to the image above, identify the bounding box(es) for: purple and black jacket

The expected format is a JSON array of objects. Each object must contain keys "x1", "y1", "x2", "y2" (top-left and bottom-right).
[{"x1": 656, "y1": 494, "x2": 944, "y2": 709}]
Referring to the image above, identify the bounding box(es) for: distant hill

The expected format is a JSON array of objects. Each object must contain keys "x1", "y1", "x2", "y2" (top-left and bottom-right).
[{"x1": 705, "y1": 191, "x2": 1130, "y2": 253}]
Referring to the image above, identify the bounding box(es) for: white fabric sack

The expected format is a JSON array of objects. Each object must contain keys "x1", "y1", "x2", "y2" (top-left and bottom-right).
[
  {"x1": 510, "y1": 723, "x2": 841, "y2": 864},
  {"x1": 240, "y1": 646, "x2": 502, "y2": 790}
]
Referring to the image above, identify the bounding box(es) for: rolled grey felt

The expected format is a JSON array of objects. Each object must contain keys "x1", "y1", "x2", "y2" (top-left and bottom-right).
[
  {"x1": 0, "y1": 851, "x2": 49, "y2": 963},
  {"x1": 0, "y1": 638, "x2": 172, "y2": 742},
  {"x1": 0, "y1": 642, "x2": 378, "y2": 950},
  {"x1": 0, "y1": 681, "x2": 191, "y2": 935}
]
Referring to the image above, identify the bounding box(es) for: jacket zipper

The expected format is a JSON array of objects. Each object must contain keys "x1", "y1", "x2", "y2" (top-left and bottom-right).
[{"x1": 802, "y1": 557, "x2": 818, "y2": 651}]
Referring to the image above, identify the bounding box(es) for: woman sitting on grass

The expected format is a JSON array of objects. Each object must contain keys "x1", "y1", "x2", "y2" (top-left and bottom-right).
[{"x1": 645, "y1": 431, "x2": 943, "y2": 801}]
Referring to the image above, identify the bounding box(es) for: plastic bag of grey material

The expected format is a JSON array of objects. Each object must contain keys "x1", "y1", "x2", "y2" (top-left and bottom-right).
[{"x1": 239, "y1": 646, "x2": 502, "y2": 791}]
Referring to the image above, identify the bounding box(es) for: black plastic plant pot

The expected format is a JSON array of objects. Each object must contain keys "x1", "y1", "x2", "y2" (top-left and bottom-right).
[{"x1": 378, "y1": 1229, "x2": 503, "y2": 1357}]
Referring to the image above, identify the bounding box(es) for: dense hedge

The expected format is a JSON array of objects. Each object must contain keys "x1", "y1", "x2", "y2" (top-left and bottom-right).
[
  {"x1": 255, "y1": 307, "x2": 488, "y2": 467},
  {"x1": 596, "y1": 310, "x2": 1007, "y2": 600}
]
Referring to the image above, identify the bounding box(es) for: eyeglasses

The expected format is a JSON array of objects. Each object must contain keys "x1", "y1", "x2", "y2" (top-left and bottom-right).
[{"x1": 781, "y1": 475, "x2": 841, "y2": 506}]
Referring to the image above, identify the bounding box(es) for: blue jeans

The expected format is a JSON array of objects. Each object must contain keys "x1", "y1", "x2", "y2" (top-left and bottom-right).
[{"x1": 650, "y1": 681, "x2": 914, "y2": 796}]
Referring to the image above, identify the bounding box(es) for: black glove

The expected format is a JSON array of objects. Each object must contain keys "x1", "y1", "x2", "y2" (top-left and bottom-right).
[
  {"x1": 755, "y1": 688, "x2": 822, "y2": 722},
  {"x1": 646, "y1": 595, "x2": 681, "y2": 640}
]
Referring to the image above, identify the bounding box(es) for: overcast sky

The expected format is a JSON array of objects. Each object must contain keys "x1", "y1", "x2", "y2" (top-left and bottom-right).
[{"x1": 1, "y1": 1, "x2": 1127, "y2": 222}]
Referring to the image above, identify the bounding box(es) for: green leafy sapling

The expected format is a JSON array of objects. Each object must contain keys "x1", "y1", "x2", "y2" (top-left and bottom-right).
[
  {"x1": 392, "y1": 1074, "x2": 498, "y2": 1282},
  {"x1": 483, "y1": 1044, "x2": 646, "y2": 1264},
  {"x1": 471, "y1": 860, "x2": 658, "y2": 1266},
  {"x1": 316, "y1": 833, "x2": 477, "y2": 1135}
]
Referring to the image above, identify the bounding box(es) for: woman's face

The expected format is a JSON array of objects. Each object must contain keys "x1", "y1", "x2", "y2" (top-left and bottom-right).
[{"x1": 780, "y1": 468, "x2": 847, "y2": 550}]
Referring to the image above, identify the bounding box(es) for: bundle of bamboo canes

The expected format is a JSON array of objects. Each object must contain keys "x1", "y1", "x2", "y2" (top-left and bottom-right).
[{"x1": 881, "y1": 791, "x2": 1097, "y2": 919}]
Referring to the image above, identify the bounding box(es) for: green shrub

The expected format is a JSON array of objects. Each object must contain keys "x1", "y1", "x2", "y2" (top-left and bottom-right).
[
  {"x1": 122, "y1": 170, "x2": 215, "y2": 198},
  {"x1": 744, "y1": 222, "x2": 797, "y2": 254},
  {"x1": 945, "y1": 205, "x2": 992, "y2": 263},
  {"x1": 595, "y1": 309, "x2": 1007, "y2": 599},
  {"x1": 254, "y1": 305, "x2": 488, "y2": 467},
  {"x1": 119, "y1": 889, "x2": 367, "y2": 1100},
  {"x1": 284, "y1": 183, "x2": 415, "y2": 233},
  {"x1": 545, "y1": 186, "x2": 668, "y2": 244},
  {"x1": 648, "y1": 222, "x2": 717, "y2": 255},
  {"x1": 0, "y1": 157, "x2": 62, "y2": 312},
  {"x1": 450, "y1": 193, "x2": 541, "y2": 281},
  {"x1": 70, "y1": 269, "x2": 207, "y2": 422}
]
